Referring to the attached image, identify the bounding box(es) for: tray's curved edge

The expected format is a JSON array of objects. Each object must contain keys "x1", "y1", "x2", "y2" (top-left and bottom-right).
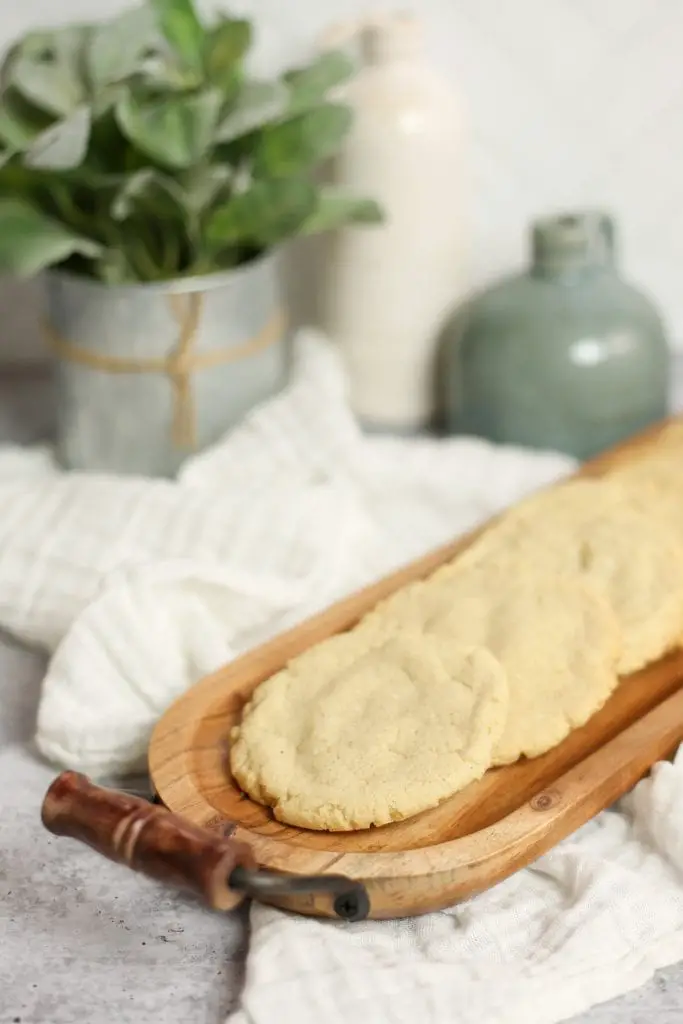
[
  {"x1": 150, "y1": 649, "x2": 683, "y2": 917},
  {"x1": 149, "y1": 415, "x2": 683, "y2": 918}
]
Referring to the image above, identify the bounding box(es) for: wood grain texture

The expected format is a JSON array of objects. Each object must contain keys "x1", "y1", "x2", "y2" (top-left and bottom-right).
[
  {"x1": 149, "y1": 415, "x2": 683, "y2": 919},
  {"x1": 42, "y1": 771, "x2": 256, "y2": 911}
]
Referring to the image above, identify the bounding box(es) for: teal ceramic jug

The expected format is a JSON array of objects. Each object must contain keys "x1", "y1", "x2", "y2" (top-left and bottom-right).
[{"x1": 442, "y1": 212, "x2": 670, "y2": 459}]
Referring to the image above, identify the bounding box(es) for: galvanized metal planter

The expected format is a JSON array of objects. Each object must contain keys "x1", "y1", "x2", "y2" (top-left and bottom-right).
[{"x1": 44, "y1": 250, "x2": 289, "y2": 476}]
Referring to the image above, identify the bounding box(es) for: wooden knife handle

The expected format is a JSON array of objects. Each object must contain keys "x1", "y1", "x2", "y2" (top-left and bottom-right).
[{"x1": 41, "y1": 771, "x2": 256, "y2": 911}]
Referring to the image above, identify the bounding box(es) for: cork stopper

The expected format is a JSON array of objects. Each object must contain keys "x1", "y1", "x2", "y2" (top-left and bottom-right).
[{"x1": 531, "y1": 212, "x2": 616, "y2": 276}]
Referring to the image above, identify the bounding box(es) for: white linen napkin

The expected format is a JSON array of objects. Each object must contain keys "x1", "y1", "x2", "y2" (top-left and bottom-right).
[
  {"x1": 0, "y1": 330, "x2": 573, "y2": 774},
  {"x1": 3, "y1": 329, "x2": 683, "y2": 1024},
  {"x1": 229, "y1": 762, "x2": 683, "y2": 1024}
]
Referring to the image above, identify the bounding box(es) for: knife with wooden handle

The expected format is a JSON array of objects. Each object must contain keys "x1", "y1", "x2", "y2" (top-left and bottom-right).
[{"x1": 41, "y1": 771, "x2": 370, "y2": 920}]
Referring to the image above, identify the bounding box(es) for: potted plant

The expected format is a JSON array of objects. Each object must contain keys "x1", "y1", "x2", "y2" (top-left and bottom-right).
[{"x1": 0, "y1": 0, "x2": 381, "y2": 476}]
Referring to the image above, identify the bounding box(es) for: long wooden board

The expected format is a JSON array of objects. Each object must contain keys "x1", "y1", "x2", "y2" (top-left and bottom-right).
[{"x1": 149, "y1": 417, "x2": 683, "y2": 919}]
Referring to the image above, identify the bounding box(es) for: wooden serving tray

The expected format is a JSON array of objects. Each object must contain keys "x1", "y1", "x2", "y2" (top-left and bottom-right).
[{"x1": 148, "y1": 417, "x2": 683, "y2": 920}]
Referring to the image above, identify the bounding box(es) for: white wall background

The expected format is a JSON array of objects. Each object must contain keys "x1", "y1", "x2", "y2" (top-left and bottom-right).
[{"x1": 2, "y1": 0, "x2": 683, "y2": 360}]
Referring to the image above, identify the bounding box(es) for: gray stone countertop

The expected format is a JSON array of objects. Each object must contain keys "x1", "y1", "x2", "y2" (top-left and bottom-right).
[{"x1": 3, "y1": 365, "x2": 683, "y2": 1024}]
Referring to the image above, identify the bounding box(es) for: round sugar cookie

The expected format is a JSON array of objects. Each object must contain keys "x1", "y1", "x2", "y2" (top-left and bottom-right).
[
  {"x1": 360, "y1": 569, "x2": 621, "y2": 765},
  {"x1": 230, "y1": 630, "x2": 508, "y2": 831},
  {"x1": 430, "y1": 479, "x2": 622, "y2": 579},
  {"x1": 428, "y1": 478, "x2": 683, "y2": 675}
]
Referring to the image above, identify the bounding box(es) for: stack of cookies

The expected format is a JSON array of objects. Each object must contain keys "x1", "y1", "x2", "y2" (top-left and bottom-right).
[{"x1": 230, "y1": 426, "x2": 683, "y2": 832}]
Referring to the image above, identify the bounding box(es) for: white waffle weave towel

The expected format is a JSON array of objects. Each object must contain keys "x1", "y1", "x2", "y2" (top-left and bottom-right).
[
  {"x1": 3, "y1": 330, "x2": 683, "y2": 1024},
  {"x1": 0, "y1": 330, "x2": 572, "y2": 774}
]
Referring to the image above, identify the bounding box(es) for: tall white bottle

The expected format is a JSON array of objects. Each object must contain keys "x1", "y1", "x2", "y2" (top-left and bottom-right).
[{"x1": 322, "y1": 13, "x2": 467, "y2": 432}]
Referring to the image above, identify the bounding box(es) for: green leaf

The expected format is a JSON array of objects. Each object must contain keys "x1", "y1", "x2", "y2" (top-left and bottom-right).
[
  {"x1": 216, "y1": 80, "x2": 288, "y2": 143},
  {"x1": 0, "y1": 105, "x2": 34, "y2": 151},
  {"x1": 114, "y1": 164, "x2": 232, "y2": 217},
  {"x1": 134, "y1": 54, "x2": 202, "y2": 93},
  {"x1": 284, "y1": 50, "x2": 355, "y2": 113},
  {"x1": 115, "y1": 87, "x2": 222, "y2": 169},
  {"x1": 254, "y1": 103, "x2": 352, "y2": 177},
  {"x1": 24, "y1": 106, "x2": 91, "y2": 170},
  {"x1": 300, "y1": 188, "x2": 384, "y2": 236},
  {"x1": 111, "y1": 168, "x2": 185, "y2": 220},
  {"x1": 151, "y1": 0, "x2": 205, "y2": 74},
  {"x1": 0, "y1": 88, "x2": 52, "y2": 151},
  {"x1": 0, "y1": 198, "x2": 101, "y2": 275},
  {"x1": 86, "y1": 4, "x2": 160, "y2": 90},
  {"x1": 182, "y1": 164, "x2": 232, "y2": 212},
  {"x1": 7, "y1": 26, "x2": 90, "y2": 117},
  {"x1": 203, "y1": 17, "x2": 251, "y2": 89},
  {"x1": 205, "y1": 178, "x2": 316, "y2": 249}
]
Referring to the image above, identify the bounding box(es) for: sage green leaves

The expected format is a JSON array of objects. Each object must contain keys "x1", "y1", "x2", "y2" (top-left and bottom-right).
[
  {"x1": 0, "y1": 0, "x2": 383, "y2": 283},
  {"x1": 114, "y1": 88, "x2": 224, "y2": 169},
  {"x1": 206, "y1": 179, "x2": 318, "y2": 253},
  {"x1": 0, "y1": 198, "x2": 101, "y2": 275},
  {"x1": 206, "y1": 181, "x2": 385, "y2": 256}
]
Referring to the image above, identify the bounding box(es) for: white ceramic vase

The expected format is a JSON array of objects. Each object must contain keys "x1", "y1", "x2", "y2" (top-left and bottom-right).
[{"x1": 321, "y1": 13, "x2": 467, "y2": 432}]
